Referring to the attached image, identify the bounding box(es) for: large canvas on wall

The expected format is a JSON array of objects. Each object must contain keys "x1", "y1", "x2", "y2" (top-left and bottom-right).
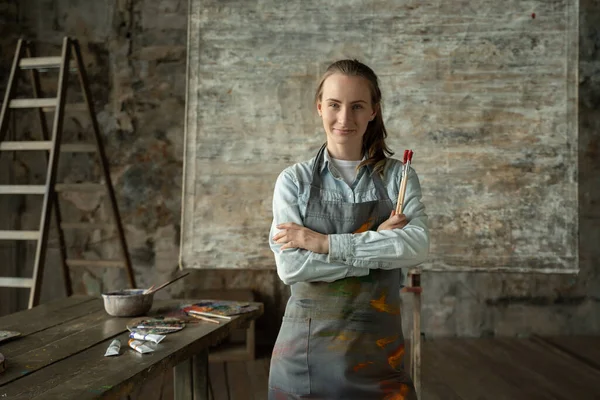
[{"x1": 181, "y1": 0, "x2": 578, "y2": 273}]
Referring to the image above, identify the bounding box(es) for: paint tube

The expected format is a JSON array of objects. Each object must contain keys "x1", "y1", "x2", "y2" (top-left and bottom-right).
[
  {"x1": 104, "y1": 339, "x2": 121, "y2": 357},
  {"x1": 128, "y1": 339, "x2": 155, "y2": 354},
  {"x1": 129, "y1": 331, "x2": 166, "y2": 344}
]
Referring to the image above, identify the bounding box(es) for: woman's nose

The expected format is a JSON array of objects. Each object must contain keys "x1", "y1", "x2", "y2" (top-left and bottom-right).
[{"x1": 338, "y1": 106, "x2": 352, "y2": 124}]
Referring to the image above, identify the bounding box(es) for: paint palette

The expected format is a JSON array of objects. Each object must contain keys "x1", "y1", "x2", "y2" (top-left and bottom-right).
[
  {"x1": 0, "y1": 330, "x2": 20, "y2": 344},
  {"x1": 126, "y1": 317, "x2": 185, "y2": 335}
]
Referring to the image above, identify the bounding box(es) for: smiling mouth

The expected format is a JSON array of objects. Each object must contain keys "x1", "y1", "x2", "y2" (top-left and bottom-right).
[{"x1": 333, "y1": 128, "x2": 354, "y2": 134}]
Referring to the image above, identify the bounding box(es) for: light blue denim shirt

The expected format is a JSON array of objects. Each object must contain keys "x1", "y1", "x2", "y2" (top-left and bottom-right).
[{"x1": 269, "y1": 150, "x2": 430, "y2": 286}]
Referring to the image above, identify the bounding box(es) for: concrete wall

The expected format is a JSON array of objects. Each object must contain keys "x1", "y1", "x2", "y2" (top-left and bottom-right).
[{"x1": 0, "y1": 0, "x2": 598, "y2": 341}]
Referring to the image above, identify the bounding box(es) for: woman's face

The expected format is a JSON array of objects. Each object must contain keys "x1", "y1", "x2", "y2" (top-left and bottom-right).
[{"x1": 317, "y1": 73, "x2": 377, "y2": 157}]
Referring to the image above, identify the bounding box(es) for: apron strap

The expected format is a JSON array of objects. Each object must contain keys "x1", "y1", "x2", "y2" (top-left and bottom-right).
[
  {"x1": 368, "y1": 165, "x2": 391, "y2": 202},
  {"x1": 309, "y1": 143, "x2": 327, "y2": 199}
]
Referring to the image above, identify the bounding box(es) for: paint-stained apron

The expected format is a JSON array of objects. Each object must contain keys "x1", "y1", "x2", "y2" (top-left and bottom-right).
[{"x1": 269, "y1": 145, "x2": 417, "y2": 400}]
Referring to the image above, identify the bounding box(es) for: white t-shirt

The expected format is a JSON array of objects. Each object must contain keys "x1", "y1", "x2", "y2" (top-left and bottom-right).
[{"x1": 330, "y1": 157, "x2": 362, "y2": 186}]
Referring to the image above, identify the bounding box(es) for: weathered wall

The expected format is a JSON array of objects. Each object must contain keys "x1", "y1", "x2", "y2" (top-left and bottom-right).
[
  {"x1": 183, "y1": 0, "x2": 578, "y2": 274},
  {"x1": 0, "y1": 0, "x2": 598, "y2": 340}
]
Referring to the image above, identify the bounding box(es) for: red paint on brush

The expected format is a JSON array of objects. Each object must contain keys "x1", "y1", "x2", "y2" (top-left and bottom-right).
[{"x1": 531, "y1": 12, "x2": 536, "y2": 19}]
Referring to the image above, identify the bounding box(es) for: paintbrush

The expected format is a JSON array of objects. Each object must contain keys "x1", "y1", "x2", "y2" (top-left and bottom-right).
[
  {"x1": 188, "y1": 310, "x2": 232, "y2": 320},
  {"x1": 187, "y1": 313, "x2": 220, "y2": 324},
  {"x1": 396, "y1": 149, "x2": 414, "y2": 215},
  {"x1": 143, "y1": 272, "x2": 190, "y2": 295}
]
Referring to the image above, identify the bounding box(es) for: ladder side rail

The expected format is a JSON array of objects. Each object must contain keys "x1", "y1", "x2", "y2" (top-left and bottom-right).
[
  {"x1": 71, "y1": 39, "x2": 136, "y2": 289},
  {"x1": 28, "y1": 38, "x2": 72, "y2": 308},
  {"x1": 26, "y1": 44, "x2": 72, "y2": 297}
]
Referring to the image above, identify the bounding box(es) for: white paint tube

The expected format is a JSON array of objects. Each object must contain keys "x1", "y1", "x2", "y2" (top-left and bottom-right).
[
  {"x1": 104, "y1": 339, "x2": 121, "y2": 357},
  {"x1": 128, "y1": 339, "x2": 155, "y2": 354},
  {"x1": 129, "y1": 331, "x2": 166, "y2": 344}
]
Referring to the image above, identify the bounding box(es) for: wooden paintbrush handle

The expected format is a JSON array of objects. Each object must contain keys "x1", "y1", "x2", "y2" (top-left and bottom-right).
[{"x1": 396, "y1": 169, "x2": 408, "y2": 214}]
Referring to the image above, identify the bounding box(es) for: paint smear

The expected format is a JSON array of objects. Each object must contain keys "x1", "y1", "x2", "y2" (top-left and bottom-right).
[
  {"x1": 376, "y1": 335, "x2": 398, "y2": 349},
  {"x1": 387, "y1": 343, "x2": 405, "y2": 369},
  {"x1": 382, "y1": 384, "x2": 410, "y2": 400},
  {"x1": 327, "y1": 333, "x2": 351, "y2": 351},
  {"x1": 380, "y1": 379, "x2": 411, "y2": 400},
  {"x1": 353, "y1": 361, "x2": 374, "y2": 372},
  {"x1": 329, "y1": 278, "x2": 362, "y2": 297},
  {"x1": 370, "y1": 292, "x2": 400, "y2": 315},
  {"x1": 353, "y1": 218, "x2": 373, "y2": 233}
]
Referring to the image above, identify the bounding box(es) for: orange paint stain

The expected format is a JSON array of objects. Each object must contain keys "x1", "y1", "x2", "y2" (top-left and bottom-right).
[
  {"x1": 353, "y1": 218, "x2": 373, "y2": 233},
  {"x1": 326, "y1": 333, "x2": 353, "y2": 351},
  {"x1": 382, "y1": 384, "x2": 410, "y2": 400},
  {"x1": 381, "y1": 380, "x2": 411, "y2": 400},
  {"x1": 352, "y1": 361, "x2": 374, "y2": 372},
  {"x1": 387, "y1": 343, "x2": 405, "y2": 369},
  {"x1": 370, "y1": 292, "x2": 400, "y2": 315},
  {"x1": 376, "y1": 335, "x2": 399, "y2": 349}
]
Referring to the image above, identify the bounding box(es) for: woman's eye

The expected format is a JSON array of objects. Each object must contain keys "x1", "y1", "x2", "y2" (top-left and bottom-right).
[
  {"x1": 328, "y1": 103, "x2": 339, "y2": 109},
  {"x1": 352, "y1": 104, "x2": 363, "y2": 110}
]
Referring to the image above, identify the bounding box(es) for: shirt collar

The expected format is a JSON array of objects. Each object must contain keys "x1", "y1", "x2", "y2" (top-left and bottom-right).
[{"x1": 321, "y1": 148, "x2": 367, "y2": 173}]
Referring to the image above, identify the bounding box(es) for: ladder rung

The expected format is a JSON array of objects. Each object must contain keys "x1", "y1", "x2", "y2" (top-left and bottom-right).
[
  {"x1": 19, "y1": 57, "x2": 77, "y2": 71},
  {"x1": 0, "y1": 141, "x2": 52, "y2": 151},
  {"x1": 19, "y1": 57, "x2": 62, "y2": 69},
  {"x1": 60, "y1": 222, "x2": 112, "y2": 230},
  {"x1": 54, "y1": 183, "x2": 105, "y2": 192},
  {"x1": 0, "y1": 277, "x2": 34, "y2": 288},
  {"x1": 0, "y1": 185, "x2": 46, "y2": 194},
  {"x1": 66, "y1": 259, "x2": 125, "y2": 268},
  {"x1": 10, "y1": 98, "x2": 57, "y2": 109},
  {"x1": 0, "y1": 230, "x2": 39, "y2": 240},
  {"x1": 42, "y1": 103, "x2": 87, "y2": 113},
  {"x1": 0, "y1": 142, "x2": 96, "y2": 152}
]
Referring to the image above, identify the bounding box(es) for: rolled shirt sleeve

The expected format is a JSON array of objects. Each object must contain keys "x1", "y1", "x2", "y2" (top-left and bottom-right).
[
  {"x1": 269, "y1": 169, "x2": 370, "y2": 285},
  {"x1": 269, "y1": 161, "x2": 430, "y2": 285}
]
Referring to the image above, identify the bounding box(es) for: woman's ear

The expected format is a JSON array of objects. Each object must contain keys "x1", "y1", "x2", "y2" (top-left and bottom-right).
[
  {"x1": 317, "y1": 102, "x2": 322, "y2": 117},
  {"x1": 370, "y1": 104, "x2": 379, "y2": 121}
]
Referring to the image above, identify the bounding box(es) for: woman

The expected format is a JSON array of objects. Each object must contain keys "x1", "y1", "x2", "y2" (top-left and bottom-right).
[{"x1": 269, "y1": 59, "x2": 429, "y2": 400}]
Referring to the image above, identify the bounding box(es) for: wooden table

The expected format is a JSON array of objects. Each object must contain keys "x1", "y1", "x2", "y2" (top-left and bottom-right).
[{"x1": 0, "y1": 295, "x2": 264, "y2": 399}]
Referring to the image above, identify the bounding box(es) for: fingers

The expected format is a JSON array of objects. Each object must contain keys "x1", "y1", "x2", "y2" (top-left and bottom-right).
[
  {"x1": 272, "y1": 231, "x2": 283, "y2": 241},
  {"x1": 276, "y1": 222, "x2": 300, "y2": 230},
  {"x1": 280, "y1": 241, "x2": 294, "y2": 251}
]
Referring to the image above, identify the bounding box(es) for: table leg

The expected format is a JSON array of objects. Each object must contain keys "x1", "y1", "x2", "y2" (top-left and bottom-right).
[{"x1": 174, "y1": 349, "x2": 209, "y2": 400}]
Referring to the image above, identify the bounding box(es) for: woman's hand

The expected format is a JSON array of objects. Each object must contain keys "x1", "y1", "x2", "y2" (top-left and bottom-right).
[
  {"x1": 377, "y1": 210, "x2": 408, "y2": 232},
  {"x1": 273, "y1": 223, "x2": 329, "y2": 254}
]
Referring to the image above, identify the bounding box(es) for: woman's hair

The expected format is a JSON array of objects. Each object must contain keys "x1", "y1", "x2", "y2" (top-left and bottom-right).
[{"x1": 314, "y1": 59, "x2": 394, "y2": 176}]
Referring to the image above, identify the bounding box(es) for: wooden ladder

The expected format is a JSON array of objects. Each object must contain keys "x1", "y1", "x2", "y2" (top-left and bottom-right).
[{"x1": 0, "y1": 37, "x2": 136, "y2": 309}]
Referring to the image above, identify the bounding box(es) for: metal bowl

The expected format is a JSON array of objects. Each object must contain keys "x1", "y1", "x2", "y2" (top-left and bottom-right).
[{"x1": 101, "y1": 289, "x2": 154, "y2": 317}]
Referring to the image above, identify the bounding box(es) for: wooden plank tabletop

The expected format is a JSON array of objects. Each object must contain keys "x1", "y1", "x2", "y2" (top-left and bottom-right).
[{"x1": 0, "y1": 295, "x2": 263, "y2": 399}]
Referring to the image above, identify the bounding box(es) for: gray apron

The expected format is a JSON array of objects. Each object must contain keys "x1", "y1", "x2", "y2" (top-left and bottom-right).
[{"x1": 269, "y1": 144, "x2": 417, "y2": 400}]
